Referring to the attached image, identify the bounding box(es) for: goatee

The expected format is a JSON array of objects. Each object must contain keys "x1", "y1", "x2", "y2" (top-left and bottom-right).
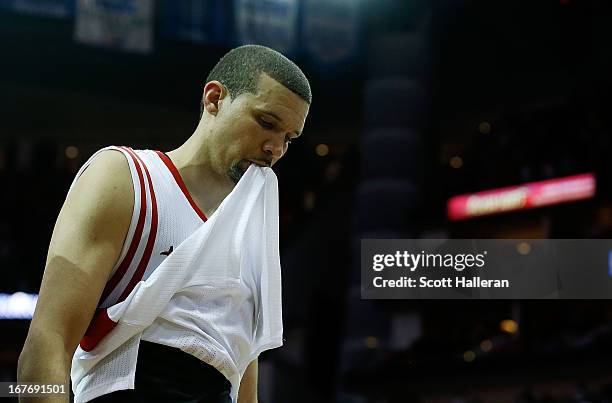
[{"x1": 228, "y1": 159, "x2": 251, "y2": 184}]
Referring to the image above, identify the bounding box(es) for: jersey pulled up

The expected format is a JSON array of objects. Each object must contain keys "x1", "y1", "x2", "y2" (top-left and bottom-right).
[{"x1": 69, "y1": 146, "x2": 283, "y2": 403}]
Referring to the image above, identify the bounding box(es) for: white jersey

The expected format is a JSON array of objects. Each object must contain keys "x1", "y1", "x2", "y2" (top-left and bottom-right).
[{"x1": 69, "y1": 146, "x2": 283, "y2": 403}]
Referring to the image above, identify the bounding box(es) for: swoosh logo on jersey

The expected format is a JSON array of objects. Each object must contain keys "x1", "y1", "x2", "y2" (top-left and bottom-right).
[{"x1": 160, "y1": 246, "x2": 174, "y2": 256}]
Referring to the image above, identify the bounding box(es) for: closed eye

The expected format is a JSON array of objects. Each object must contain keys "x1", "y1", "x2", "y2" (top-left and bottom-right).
[
  {"x1": 258, "y1": 117, "x2": 275, "y2": 129},
  {"x1": 258, "y1": 115, "x2": 296, "y2": 146}
]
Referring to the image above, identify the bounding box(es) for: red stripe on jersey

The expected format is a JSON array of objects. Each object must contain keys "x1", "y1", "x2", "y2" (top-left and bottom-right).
[
  {"x1": 79, "y1": 148, "x2": 159, "y2": 351},
  {"x1": 155, "y1": 150, "x2": 207, "y2": 222},
  {"x1": 116, "y1": 148, "x2": 158, "y2": 303},
  {"x1": 80, "y1": 308, "x2": 117, "y2": 352},
  {"x1": 99, "y1": 147, "x2": 147, "y2": 304}
]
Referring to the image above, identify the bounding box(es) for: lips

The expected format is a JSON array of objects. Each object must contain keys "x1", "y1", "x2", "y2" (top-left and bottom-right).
[{"x1": 249, "y1": 159, "x2": 271, "y2": 168}]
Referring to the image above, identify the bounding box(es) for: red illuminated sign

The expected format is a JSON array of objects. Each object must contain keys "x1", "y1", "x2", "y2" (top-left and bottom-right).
[{"x1": 447, "y1": 173, "x2": 596, "y2": 221}]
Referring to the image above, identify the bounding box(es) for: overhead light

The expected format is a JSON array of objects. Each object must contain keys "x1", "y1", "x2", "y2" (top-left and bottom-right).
[
  {"x1": 65, "y1": 146, "x2": 79, "y2": 159},
  {"x1": 463, "y1": 350, "x2": 476, "y2": 362},
  {"x1": 500, "y1": 319, "x2": 519, "y2": 334},
  {"x1": 480, "y1": 339, "x2": 493, "y2": 352},
  {"x1": 450, "y1": 156, "x2": 463, "y2": 169},
  {"x1": 315, "y1": 144, "x2": 329, "y2": 157},
  {"x1": 478, "y1": 121, "x2": 491, "y2": 134}
]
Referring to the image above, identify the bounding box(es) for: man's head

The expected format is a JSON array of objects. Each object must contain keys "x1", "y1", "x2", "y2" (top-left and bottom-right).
[{"x1": 200, "y1": 45, "x2": 311, "y2": 184}]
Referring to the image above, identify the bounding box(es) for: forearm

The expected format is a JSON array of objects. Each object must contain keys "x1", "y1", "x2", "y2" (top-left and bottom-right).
[
  {"x1": 237, "y1": 359, "x2": 258, "y2": 403},
  {"x1": 17, "y1": 332, "x2": 72, "y2": 403},
  {"x1": 237, "y1": 392, "x2": 257, "y2": 403}
]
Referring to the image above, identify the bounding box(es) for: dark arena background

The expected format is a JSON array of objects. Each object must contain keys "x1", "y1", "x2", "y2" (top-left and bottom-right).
[{"x1": 2, "y1": 0, "x2": 612, "y2": 402}]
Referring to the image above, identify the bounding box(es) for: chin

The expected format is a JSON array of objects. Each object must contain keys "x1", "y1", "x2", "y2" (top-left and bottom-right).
[{"x1": 227, "y1": 159, "x2": 251, "y2": 184}]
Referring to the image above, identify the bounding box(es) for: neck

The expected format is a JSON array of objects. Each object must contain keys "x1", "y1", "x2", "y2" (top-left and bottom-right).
[{"x1": 166, "y1": 123, "x2": 234, "y2": 217}]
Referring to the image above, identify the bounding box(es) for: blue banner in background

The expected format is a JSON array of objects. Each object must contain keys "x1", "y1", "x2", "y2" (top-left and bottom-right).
[
  {"x1": 0, "y1": 0, "x2": 74, "y2": 18},
  {"x1": 74, "y1": 0, "x2": 154, "y2": 54},
  {"x1": 233, "y1": 0, "x2": 300, "y2": 57},
  {"x1": 302, "y1": 0, "x2": 361, "y2": 72},
  {"x1": 159, "y1": 0, "x2": 229, "y2": 45},
  {"x1": 0, "y1": 0, "x2": 362, "y2": 71}
]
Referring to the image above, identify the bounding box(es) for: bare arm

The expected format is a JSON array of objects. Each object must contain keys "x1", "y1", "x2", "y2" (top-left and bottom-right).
[
  {"x1": 17, "y1": 150, "x2": 134, "y2": 402},
  {"x1": 238, "y1": 359, "x2": 258, "y2": 403}
]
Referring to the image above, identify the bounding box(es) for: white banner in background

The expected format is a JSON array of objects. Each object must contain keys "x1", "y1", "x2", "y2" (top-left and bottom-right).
[
  {"x1": 74, "y1": 0, "x2": 154, "y2": 53},
  {"x1": 234, "y1": 0, "x2": 299, "y2": 55}
]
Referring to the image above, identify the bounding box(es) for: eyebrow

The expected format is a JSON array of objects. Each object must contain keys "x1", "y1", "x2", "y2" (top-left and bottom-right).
[{"x1": 257, "y1": 109, "x2": 302, "y2": 137}]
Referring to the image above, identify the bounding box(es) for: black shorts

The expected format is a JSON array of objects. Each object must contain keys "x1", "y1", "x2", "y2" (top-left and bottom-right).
[{"x1": 90, "y1": 341, "x2": 232, "y2": 403}]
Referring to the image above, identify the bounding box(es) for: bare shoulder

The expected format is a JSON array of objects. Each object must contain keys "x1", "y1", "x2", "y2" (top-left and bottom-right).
[
  {"x1": 61, "y1": 149, "x2": 134, "y2": 233},
  {"x1": 47, "y1": 148, "x2": 137, "y2": 278},
  {"x1": 73, "y1": 149, "x2": 134, "y2": 204},
  {"x1": 28, "y1": 149, "x2": 136, "y2": 353}
]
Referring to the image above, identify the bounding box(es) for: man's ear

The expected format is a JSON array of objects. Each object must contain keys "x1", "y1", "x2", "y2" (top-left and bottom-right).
[{"x1": 202, "y1": 81, "x2": 227, "y2": 116}]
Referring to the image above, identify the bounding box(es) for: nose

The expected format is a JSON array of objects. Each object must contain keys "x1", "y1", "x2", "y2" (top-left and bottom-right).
[{"x1": 262, "y1": 136, "x2": 285, "y2": 161}]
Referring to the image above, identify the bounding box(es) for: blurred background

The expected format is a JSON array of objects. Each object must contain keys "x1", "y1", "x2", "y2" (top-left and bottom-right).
[{"x1": 2, "y1": 0, "x2": 612, "y2": 402}]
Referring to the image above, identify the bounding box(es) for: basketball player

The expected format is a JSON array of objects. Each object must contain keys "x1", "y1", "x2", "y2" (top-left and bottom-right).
[{"x1": 17, "y1": 45, "x2": 311, "y2": 403}]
